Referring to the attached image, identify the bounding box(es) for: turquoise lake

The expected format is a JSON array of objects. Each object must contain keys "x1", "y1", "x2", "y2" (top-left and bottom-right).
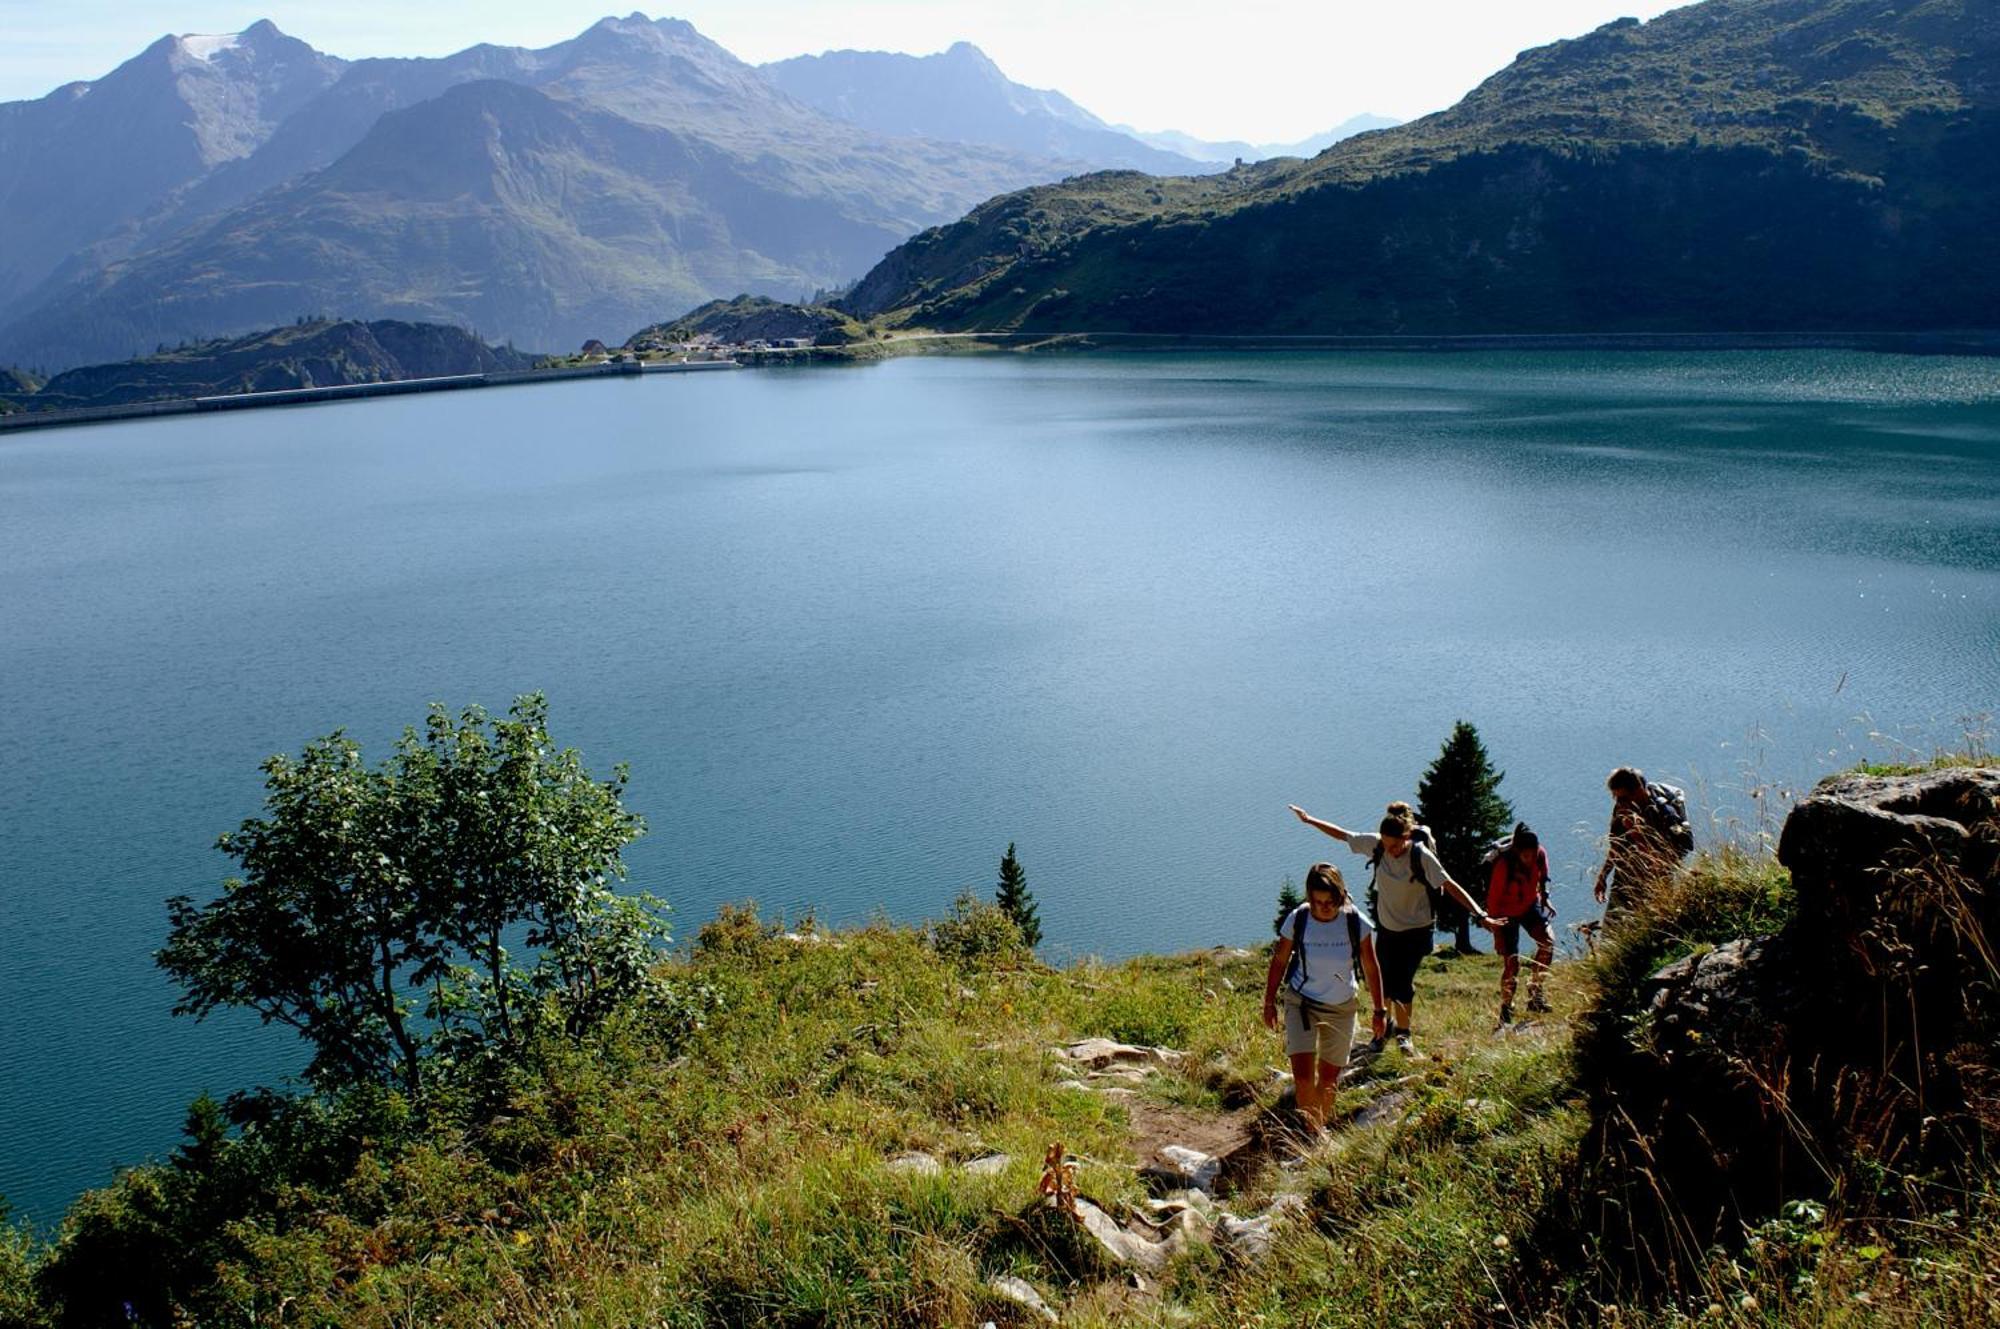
[{"x1": 3, "y1": 350, "x2": 1997, "y2": 1222}]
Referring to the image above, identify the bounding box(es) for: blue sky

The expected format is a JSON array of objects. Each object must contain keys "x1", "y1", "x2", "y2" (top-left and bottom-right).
[{"x1": 0, "y1": 0, "x2": 1688, "y2": 141}]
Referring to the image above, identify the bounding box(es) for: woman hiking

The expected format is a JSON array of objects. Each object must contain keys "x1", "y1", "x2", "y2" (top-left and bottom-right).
[
  {"x1": 1288, "y1": 801, "x2": 1497, "y2": 1058},
  {"x1": 1485, "y1": 823, "x2": 1554, "y2": 1028},
  {"x1": 1262, "y1": 863, "x2": 1385, "y2": 1132}
]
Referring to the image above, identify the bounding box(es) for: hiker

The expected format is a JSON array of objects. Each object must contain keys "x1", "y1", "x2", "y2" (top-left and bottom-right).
[
  {"x1": 1288, "y1": 801, "x2": 1497, "y2": 1057},
  {"x1": 1262, "y1": 862, "x2": 1385, "y2": 1131},
  {"x1": 1592, "y1": 767, "x2": 1693, "y2": 919},
  {"x1": 1484, "y1": 823, "x2": 1554, "y2": 1026}
]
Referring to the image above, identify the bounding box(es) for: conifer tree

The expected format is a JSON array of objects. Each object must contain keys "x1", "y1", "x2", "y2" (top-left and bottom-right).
[
  {"x1": 1416, "y1": 721, "x2": 1515, "y2": 951},
  {"x1": 1273, "y1": 877, "x2": 1303, "y2": 938},
  {"x1": 995, "y1": 842, "x2": 1041, "y2": 949}
]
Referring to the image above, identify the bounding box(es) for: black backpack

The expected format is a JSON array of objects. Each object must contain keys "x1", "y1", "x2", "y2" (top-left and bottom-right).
[
  {"x1": 1284, "y1": 905, "x2": 1364, "y2": 995},
  {"x1": 1368, "y1": 826, "x2": 1444, "y2": 920},
  {"x1": 1644, "y1": 781, "x2": 1696, "y2": 858}
]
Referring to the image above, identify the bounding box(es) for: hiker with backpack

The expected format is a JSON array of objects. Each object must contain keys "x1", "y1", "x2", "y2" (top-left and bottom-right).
[
  {"x1": 1262, "y1": 862, "x2": 1385, "y2": 1131},
  {"x1": 1482, "y1": 823, "x2": 1554, "y2": 1027},
  {"x1": 1592, "y1": 766, "x2": 1695, "y2": 919},
  {"x1": 1288, "y1": 801, "x2": 1497, "y2": 1058}
]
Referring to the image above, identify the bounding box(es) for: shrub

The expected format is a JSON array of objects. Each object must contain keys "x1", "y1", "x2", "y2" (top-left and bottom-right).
[{"x1": 927, "y1": 892, "x2": 1025, "y2": 966}]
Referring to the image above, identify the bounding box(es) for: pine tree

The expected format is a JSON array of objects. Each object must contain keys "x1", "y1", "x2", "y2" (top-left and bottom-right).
[
  {"x1": 1416, "y1": 721, "x2": 1515, "y2": 946},
  {"x1": 1272, "y1": 877, "x2": 1303, "y2": 938},
  {"x1": 995, "y1": 842, "x2": 1041, "y2": 949}
]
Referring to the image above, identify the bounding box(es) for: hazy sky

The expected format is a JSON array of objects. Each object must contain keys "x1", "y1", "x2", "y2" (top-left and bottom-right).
[{"x1": 0, "y1": 0, "x2": 1689, "y2": 142}]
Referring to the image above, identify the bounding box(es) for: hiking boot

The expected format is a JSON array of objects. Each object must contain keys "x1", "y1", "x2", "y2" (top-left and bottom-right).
[
  {"x1": 1496, "y1": 1002, "x2": 1514, "y2": 1029},
  {"x1": 1526, "y1": 992, "x2": 1552, "y2": 1015},
  {"x1": 1394, "y1": 1030, "x2": 1416, "y2": 1057}
]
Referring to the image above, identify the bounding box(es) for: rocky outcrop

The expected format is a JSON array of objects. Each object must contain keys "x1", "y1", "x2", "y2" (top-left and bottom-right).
[{"x1": 1589, "y1": 767, "x2": 1998, "y2": 1270}]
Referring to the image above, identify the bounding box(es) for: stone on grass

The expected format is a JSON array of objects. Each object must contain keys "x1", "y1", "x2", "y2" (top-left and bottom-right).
[
  {"x1": 1353, "y1": 1090, "x2": 1414, "y2": 1129},
  {"x1": 986, "y1": 1274, "x2": 1058, "y2": 1324},
  {"x1": 1071, "y1": 1196, "x2": 1205, "y2": 1273},
  {"x1": 1143, "y1": 1144, "x2": 1222, "y2": 1194},
  {"x1": 962, "y1": 1153, "x2": 1012, "y2": 1175},
  {"x1": 1214, "y1": 1193, "x2": 1307, "y2": 1261},
  {"x1": 887, "y1": 1151, "x2": 942, "y2": 1175},
  {"x1": 1052, "y1": 1039, "x2": 1184, "y2": 1072}
]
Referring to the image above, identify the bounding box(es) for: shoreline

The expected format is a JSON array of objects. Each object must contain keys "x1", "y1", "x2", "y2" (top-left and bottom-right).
[
  {"x1": 5, "y1": 328, "x2": 1996, "y2": 435},
  {"x1": 0, "y1": 358, "x2": 740, "y2": 437}
]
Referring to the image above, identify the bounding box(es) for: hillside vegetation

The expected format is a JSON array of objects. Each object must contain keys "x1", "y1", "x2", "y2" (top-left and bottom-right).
[
  {"x1": 844, "y1": 0, "x2": 2000, "y2": 335},
  {"x1": 624, "y1": 296, "x2": 867, "y2": 351},
  {"x1": 4, "y1": 820, "x2": 1994, "y2": 1326},
  {"x1": 0, "y1": 320, "x2": 536, "y2": 413}
]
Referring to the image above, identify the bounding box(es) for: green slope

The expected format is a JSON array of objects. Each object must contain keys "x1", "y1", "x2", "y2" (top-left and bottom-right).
[
  {"x1": 3, "y1": 318, "x2": 535, "y2": 412},
  {"x1": 845, "y1": 0, "x2": 2000, "y2": 335}
]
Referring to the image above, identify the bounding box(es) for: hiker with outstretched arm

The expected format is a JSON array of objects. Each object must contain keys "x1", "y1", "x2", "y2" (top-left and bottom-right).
[
  {"x1": 1289, "y1": 801, "x2": 1497, "y2": 1059},
  {"x1": 1485, "y1": 823, "x2": 1554, "y2": 1028},
  {"x1": 1263, "y1": 862, "x2": 1385, "y2": 1132},
  {"x1": 1592, "y1": 766, "x2": 1694, "y2": 922}
]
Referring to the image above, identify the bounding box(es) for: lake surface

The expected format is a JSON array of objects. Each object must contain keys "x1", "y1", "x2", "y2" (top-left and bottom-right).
[{"x1": 3, "y1": 350, "x2": 1997, "y2": 1223}]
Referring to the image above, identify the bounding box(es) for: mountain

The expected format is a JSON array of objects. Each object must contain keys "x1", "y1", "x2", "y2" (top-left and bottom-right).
[
  {"x1": 0, "y1": 15, "x2": 1096, "y2": 371},
  {"x1": 760, "y1": 42, "x2": 1210, "y2": 174},
  {"x1": 0, "y1": 20, "x2": 345, "y2": 317},
  {"x1": 844, "y1": 0, "x2": 2000, "y2": 337},
  {"x1": 0, "y1": 319, "x2": 535, "y2": 412},
  {"x1": 1115, "y1": 113, "x2": 1403, "y2": 163},
  {"x1": 625, "y1": 294, "x2": 860, "y2": 348}
]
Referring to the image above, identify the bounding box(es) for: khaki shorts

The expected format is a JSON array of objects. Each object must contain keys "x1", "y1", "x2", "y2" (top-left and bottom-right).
[{"x1": 1282, "y1": 990, "x2": 1358, "y2": 1065}]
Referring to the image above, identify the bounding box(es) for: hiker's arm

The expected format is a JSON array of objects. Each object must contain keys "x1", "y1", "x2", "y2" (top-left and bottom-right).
[
  {"x1": 1360, "y1": 935, "x2": 1387, "y2": 1040},
  {"x1": 1442, "y1": 869, "x2": 1498, "y2": 930},
  {"x1": 1288, "y1": 806, "x2": 1351, "y2": 841},
  {"x1": 1262, "y1": 940, "x2": 1290, "y2": 1030}
]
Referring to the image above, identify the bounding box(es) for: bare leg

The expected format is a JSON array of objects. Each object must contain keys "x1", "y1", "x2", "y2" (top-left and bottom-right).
[
  {"x1": 1528, "y1": 939, "x2": 1554, "y2": 1007},
  {"x1": 1289, "y1": 1051, "x2": 1325, "y2": 1129},
  {"x1": 1315, "y1": 1059, "x2": 1345, "y2": 1123}
]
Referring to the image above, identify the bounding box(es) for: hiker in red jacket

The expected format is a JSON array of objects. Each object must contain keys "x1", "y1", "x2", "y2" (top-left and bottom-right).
[{"x1": 1485, "y1": 823, "x2": 1554, "y2": 1028}]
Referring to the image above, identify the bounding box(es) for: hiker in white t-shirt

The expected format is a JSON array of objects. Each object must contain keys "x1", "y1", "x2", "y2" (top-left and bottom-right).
[
  {"x1": 1262, "y1": 862, "x2": 1386, "y2": 1132},
  {"x1": 1288, "y1": 800, "x2": 1497, "y2": 1059}
]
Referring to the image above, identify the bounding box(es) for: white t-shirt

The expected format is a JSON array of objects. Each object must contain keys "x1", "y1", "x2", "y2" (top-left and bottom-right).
[
  {"x1": 1347, "y1": 831, "x2": 1449, "y2": 933},
  {"x1": 1282, "y1": 904, "x2": 1374, "y2": 1005}
]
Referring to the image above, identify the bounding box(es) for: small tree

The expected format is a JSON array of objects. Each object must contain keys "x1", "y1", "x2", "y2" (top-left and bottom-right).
[
  {"x1": 1415, "y1": 721, "x2": 1515, "y2": 945},
  {"x1": 158, "y1": 695, "x2": 667, "y2": 1103},
  {"x1": 994, "y1": 842, "x2": 1042, "y2": 949},
  {"x1": 1273, "y1": 876, "x2": 1303, "y2": 938}
]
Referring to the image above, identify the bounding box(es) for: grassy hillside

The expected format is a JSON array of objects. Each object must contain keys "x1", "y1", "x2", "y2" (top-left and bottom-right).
[
  {"x1": 1, "y1": 319, "x2": 535, "y2": 413},
  {"x1": 5, "y1": 844, "x2": 1993, "y2": 1327},
  {"x1": 844, "y1": 0, "x2": 2000, "y2": 335},
  {"x1": 624, "y1": 296, "x2": 866, "y2": 350}
]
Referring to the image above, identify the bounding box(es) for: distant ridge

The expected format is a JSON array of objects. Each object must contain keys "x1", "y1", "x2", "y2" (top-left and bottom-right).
[
  {"x1": 761, "y1": 43, "x2": 1214, "y2": 174},
  {"x1": 0, "y1": 319, "x2": 536, "y2": 413},
  {"x1": 1113, "y1": 114, "x2": 1403, "y2": 163}
]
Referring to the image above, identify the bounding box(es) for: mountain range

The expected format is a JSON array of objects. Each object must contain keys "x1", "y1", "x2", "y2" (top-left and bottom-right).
[
  {"x1": 1112, "y1": 114, "x2": 1404, "y2": 164},
  {"x1": 844, "y1": 0, "x2": 2000, "y2": 338},
  {"x1": 0, "y1": 15, "x2": 1384, "y2": 373}
]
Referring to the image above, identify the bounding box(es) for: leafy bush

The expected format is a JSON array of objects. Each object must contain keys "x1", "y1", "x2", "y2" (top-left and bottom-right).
[
  {"x1": 157, "y1": 695, "x2": 669, "y2": 1103},
  {"x1": 927, "y1": 891, "x2": 1025, "y2": 966},
  {"x1": 694, "y1": 900, "x2": 778, "y2": 957}
]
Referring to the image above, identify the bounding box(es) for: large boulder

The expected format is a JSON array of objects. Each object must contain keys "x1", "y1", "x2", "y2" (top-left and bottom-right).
[{"x1": 1586, "y1": 767, "x2": 1998, "y2": 1268}]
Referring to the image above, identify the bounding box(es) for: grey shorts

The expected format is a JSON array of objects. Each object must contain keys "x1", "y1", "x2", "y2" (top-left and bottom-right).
[{"x1": 1282, "y1": 990, "x2": 1358, "y2": 1065}]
